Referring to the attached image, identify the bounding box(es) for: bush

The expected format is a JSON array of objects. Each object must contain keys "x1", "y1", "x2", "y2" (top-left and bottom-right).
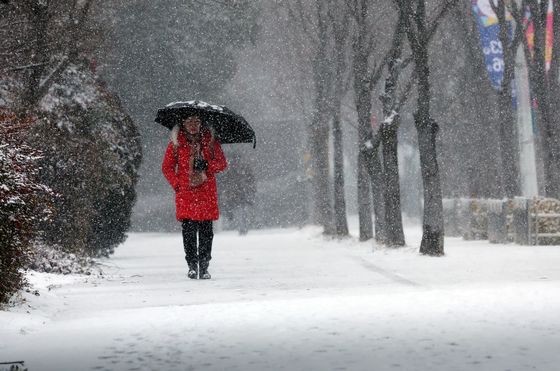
[
  {"x1": 0, "y1": 110, "x2": 54, "y2": 304},
  {"x1": 0, "y1": 62, "x2": 141, "y2": 302},
  {"x1": 27, "y1": 65, "x2": 142, "y2": 257},
  {"x1": 28, "y1": 243, "x2": 98, "y2": 275}
]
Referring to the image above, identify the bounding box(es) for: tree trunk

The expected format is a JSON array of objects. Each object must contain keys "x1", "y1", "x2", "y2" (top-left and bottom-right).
[
  {"x1": 496, "y1": 89, "x2": 521, "y2": 197},
  {"x1": 457, "y1": 0, "x2": 504, "y2": 198},
  {"x1": 368, "y1": 146, "x2": 386, "y2": 243},
  {"x1": 358, "y1": 149, "x2": 374, "y2": 241},
  {"x1": 351, "y1": 1, "x2": 377, "y2": 241},
  {"x1": 332, "y1": 108, "x2": 349, "y2": 236},
  {"x1": 535, "y1": 95, "x2": 560, "y2": 198},
  {"x1": 354, "y1": 61, "x2": 374, "y2": 240},
  {"x1": 330, "y1": 4, "x2": 350, "y2": 238},
  {"x1": 550, "y1": 0, "x2": 560, "y2": 163},
  {"x1": 525, "y1": 0, "x2": 560, "y2": 198},
  {"x1": 19, "y1": 2, "x2": 49, "y2": 115},
  {"x1": 494, "y1": 0, "x2": 521, "y2": 197},
  {"x1": 309, "y1": 1, "x2": 334, "y2": 232},
  {"x1": 378, "y1": 13, "x2": 405, "y2": 246},
  {"x1": 309, "y1": 118, "x2": 333, "y2": 232},
  {"x1": 381, "y1": 121, "x2": 405, "y2": 246},
  {"x1": 415, "y1": 116, "x2": 444, "y2": 256},
  {"x1": 407, "y1": 0, "x2": 444, "y2": 256},
  {"x1": 551, "y1": 0, "x2": 560, "y2": 105}
]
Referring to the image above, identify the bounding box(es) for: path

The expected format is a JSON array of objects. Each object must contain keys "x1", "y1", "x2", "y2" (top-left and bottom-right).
[{"x1": 1, "y1": 226, "x2": 560, "y2": 371}]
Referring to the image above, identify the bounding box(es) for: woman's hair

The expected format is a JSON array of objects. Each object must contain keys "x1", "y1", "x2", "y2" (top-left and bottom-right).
[
  {"x1": 183, "y1": 114, "x2": 201, "y2": 123},
  {"x1": 170, "y1": 120, "x2": 214, "y2": 147},
  {"x1": 170, "y1": 124, "x2": 181, "y2": 147}
]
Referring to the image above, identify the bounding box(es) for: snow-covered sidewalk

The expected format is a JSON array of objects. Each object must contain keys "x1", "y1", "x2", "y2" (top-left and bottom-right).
[{"x1": 1, "y1": 225, "x2": 560, "y2": 371}]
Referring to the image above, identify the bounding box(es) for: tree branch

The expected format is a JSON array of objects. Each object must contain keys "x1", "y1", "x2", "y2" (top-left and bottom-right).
[
  {"x1": 284, "y1": 0, "x2": 319, "y2": 46},
  {"x1": 0, "y1": 20, "x2": 27, "y2": 30},
  {"x1": 396, "y1": 72, "x2": 417, "y2": 111},
  {"x1": 427, "y1": 0, "x2": 459, "y2": 40},
  {"x1": 36, "y1": 56, "x2": 70, "y2": 99},
  {"x1": 2, "y1": 62, "x2": 48, "y2": 73},
  {"x1": 399, "y1": 1, "x2": 420, "y2": 56}
]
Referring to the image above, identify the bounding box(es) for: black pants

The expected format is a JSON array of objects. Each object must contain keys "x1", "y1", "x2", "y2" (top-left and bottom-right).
[{"x1": 181, "y1": 219, "x2": 213, "y2": 268}]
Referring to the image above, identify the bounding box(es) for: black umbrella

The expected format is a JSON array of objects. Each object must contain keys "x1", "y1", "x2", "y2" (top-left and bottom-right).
[{"x1": 155, "y1": 100, "x2": 256, "y2": 147}]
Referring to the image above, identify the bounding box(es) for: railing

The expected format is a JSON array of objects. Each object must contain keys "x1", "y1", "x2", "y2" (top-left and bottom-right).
[
  {"x1": 443, "y1": 197, "x2": 560, "y2": 246},
  {"x1": 0, "y1": 361, "x2": 27, "y2": 371},
  {"x1": 530, "y1": 200, "x2": 560, "y2": 245}
]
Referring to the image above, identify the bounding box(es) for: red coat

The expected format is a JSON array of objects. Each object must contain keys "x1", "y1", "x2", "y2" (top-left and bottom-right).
[{"x1": 162, "y1": 130, "x2": 227, "y2": 221}]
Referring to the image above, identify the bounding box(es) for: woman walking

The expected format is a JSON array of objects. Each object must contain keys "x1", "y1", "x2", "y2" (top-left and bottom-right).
[{"x1": 162, "y1": 115, "x2": 227, "y2": 279}]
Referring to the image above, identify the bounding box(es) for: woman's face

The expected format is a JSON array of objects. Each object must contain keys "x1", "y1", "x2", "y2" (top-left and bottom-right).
[{"x1": 183, "y1": 116, "x2": 201, "y2": 135}]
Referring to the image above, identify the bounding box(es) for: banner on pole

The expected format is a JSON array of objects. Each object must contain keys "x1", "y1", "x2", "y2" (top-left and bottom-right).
[
  {"x1": 471, "y1": 0, "x2": 517, "y2": 107},
  {"x1": 525, "y1": 0, "x2": 554, "y2": 72}
]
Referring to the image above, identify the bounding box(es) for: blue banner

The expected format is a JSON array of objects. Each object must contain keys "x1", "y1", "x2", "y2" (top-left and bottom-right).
[
  {"x1": 472, "y1": 0, "x2": 504, "y2": 89},
  {"x1": 471, "y1": 0, "x2": 517, "y2": 106}
]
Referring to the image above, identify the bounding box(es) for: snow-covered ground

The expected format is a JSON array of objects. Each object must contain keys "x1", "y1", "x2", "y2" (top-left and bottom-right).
[{"x1": 1, "y1": 222, "x2": 560, "y2": 371}]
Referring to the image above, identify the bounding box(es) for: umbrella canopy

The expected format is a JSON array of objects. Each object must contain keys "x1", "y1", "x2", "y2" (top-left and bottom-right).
[{"x1": 155, "y1": 100, "x2": 256, "y2": 147}]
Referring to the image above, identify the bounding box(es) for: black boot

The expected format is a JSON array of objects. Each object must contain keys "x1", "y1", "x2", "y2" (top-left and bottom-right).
[
  {"x1": 199, "y1": 261, "x2": 211, "y2": 279},
  {"x1": 187, "y1": 262, "x2": 198, "y2": 279}
]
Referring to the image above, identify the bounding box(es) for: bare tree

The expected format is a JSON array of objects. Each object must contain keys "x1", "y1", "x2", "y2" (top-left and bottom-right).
[
  {"x1": 310, "y1": 1, "x2": 336, "y2": 232},
  {"x1": 396, "y1": 0, "x2": 457, "y2": 256},
  {"x1": 488, "y1": 0, "x2": 523, "y2": 197},
  {"x1": 279, "y1": 1, "x2": 334, "y2": 233},
  {"x1": 378, "y1": 9, "x2": 407, "y2": 247},
  {"x1": 450, "y1": 0, "x2": 504, "y2": 199},
  {"x1": 375, "y1": 0, "x2": 455, "y2": 247},
  {"x1": 329, "y1": 0, "x2": 352, "y2": 236},
  {"x1": 347, "y1": 0, "x2": 395, "y2": 242},
  {"x1": 279, "y1": 0, "x2": 354, "y2": 235},
  {"x1": 1, "y1": 0, "x2": 97, "y2": 115},
  {"x1": 511, "y1": 0, "x2": 560, "y2": 198}
]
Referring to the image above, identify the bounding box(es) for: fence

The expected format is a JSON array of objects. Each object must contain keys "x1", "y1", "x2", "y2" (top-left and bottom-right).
[
  {"x1": 529, "y1": 198, "x2": 560, "y2": 245},
  {"x1": 443, "y1": 197, "x2": 560, "y2": 245}
]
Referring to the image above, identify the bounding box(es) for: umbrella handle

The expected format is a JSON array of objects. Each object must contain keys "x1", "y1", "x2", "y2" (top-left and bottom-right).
[{"x1": 253, "y1": 134, "x2": 257, "y2": 149}]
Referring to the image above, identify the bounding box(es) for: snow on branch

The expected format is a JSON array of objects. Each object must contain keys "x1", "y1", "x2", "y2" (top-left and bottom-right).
[
  {"x1": 2, "y1": 63, "x2": 48, "y2": 73},
  {"x1": 383, "y1": 110, "x2": 399, "y2": 126},
  {"x1": 37, "y1": 56, "x2": 69, "y2": 95}
]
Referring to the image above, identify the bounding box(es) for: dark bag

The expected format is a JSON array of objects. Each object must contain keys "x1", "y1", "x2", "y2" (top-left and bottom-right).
[{"x1": 193, "y1": 157, "x2": 208, "y2": 171}]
